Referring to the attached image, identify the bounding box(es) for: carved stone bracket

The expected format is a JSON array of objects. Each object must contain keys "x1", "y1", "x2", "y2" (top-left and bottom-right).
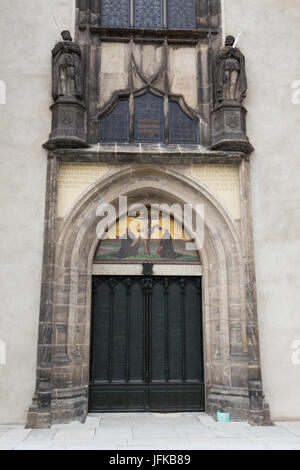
[
  {"x1": 210, "y1": 102, "x2": 254, "y2": 154},
  {"x1": 43, "y1": 96, "x2": 89, "y2": 150}
]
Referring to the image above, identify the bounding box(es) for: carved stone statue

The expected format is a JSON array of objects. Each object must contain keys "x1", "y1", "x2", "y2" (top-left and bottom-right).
[
  {"x1": 52, "y1": 31, "x2": 83, "y2": 100},
  {"x1": 216, "y1": 35, "x2": 247, "y2": 103}
]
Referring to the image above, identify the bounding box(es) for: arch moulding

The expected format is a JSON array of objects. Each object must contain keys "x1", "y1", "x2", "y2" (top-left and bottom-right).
[{"x1": 27, "y1": 160, "x2": 270, "y2": 428}]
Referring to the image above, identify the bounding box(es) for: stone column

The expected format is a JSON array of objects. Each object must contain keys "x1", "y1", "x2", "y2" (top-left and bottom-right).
[
  {"x1": 239, "y1": 159, "x2": 271, "y2": 425},
  {"x1": 27, "y1": 154, "x2": 58, "y2": 428}
]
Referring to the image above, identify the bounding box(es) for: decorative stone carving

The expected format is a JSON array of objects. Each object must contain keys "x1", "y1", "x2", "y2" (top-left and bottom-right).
[
  {"x1": 210, "y1": 36, "x2": 253, "y2": 154},
  {"x1": 216, "y1": 35, "x2": 247, "y2": 104},
  {"x1": 52, "y1": 31, "x2": 83, "y2": 101},
  {"x1": 43, "y1": 31, "x2": 89, "y2": 150}
]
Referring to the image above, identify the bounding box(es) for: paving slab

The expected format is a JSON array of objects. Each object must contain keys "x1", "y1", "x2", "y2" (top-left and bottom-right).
[
  {"x1": 249, "y1": 426, "x2": 297, "y2": 438},
  {"x1": 125, "y1": 439, "x2": 189, "y2": 448},
  {"x1": 175, "y1": 424, "x2": 216, "y2": 439},
  {"x1": 85, "y1": 416, "x2": 101, "y2": 427},
  {"x1": 132, "y1": 424, "x2": 179, "y2": 439},
  {"x1": 214, "y1": 438, "x2": 266, "y2": 450},
  {"x1": 207, "y1": 423, "x2": 256, "y2": 438},
  {"x1": 64, "y1": 439, "x2": 127, "y2": 449},
  {"x1": 0, "y1": 429, "x2": 31, "y2": 442},
  {"x1": 187, "y1": 439, "x2": 219, "y2": 450},
  {"x1": 95, "y1": 426, "x2": 133, "y2": 440},
  {"x1": 53, "y1": 428, "x2": 95, "y2": 441},
  {"x1": 275, "y1": 422, "x2": 300, "y2": 436},
  {"x1": 197, "y1": 415, "x2": 217, "y2": 426},
  {"x1": 1, "y1": 415, "x2": 300, "y2": 450},
  {"x1": 15, "y1": 442, "x2": 54, "y2": 450},
  {"x1": 249, "y1": 437, "x2": 300, "y2": 450},
  {"x1": 25, "y1": 429, "x2": 58, "y2": 441}
]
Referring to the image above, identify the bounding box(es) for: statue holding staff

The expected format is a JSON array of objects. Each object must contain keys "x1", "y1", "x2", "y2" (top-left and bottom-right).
[
  {"x1": 216, "y1": 35, "x2": 247, "y2": 103},
  {"x1": 52, "y1": 30, "x2": 83, "y2": 100}
]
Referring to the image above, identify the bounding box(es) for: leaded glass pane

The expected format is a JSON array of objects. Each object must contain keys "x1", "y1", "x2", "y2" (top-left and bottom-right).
[
  {"x1": 99, "y1": 99, "x2": 129, "y2": 143},
  {"x1": 134, "y1": 93, "x2": 164, "y2": 142},
  {"x1": 169, "y1": 100, "x2": 198, "y2": 144},
  {"x1": 101, "y1": 0, "x2": 130, "y2": 28},
  {"x1": 168, "y1": 0, "x2": 196, "y2": 30},
  {"x1": 134, "y1": 0, "x2": 163, "y2": 28}
]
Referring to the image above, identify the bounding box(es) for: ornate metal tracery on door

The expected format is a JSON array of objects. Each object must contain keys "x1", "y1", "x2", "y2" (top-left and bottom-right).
[{"x1": 90, "y1": 275, "x2": 204, "y2": 412}]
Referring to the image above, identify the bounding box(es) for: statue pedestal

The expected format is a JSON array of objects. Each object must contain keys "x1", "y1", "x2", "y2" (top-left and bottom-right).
[
  {"x1": 43, "y1": 96, "x2": 90, "y2": 150},
  {"x1": 210, "y1": 101, "x2": 254, "y2": 154}
]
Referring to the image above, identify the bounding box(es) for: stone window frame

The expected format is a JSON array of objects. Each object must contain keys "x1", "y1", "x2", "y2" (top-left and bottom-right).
[{"x1": 98, "y1": 87, "x2": 200, "y2": 145}]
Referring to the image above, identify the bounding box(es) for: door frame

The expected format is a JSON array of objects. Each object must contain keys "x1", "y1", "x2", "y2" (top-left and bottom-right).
[
  {"x1": 27, "y1": 163, "x2": 269, "y2": 428},
  {"x1": 89, "y1": 270, "x2": 206, "y2": 413}
]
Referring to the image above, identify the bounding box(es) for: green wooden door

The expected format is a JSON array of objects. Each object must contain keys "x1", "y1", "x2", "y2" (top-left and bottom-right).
[{"x1": 89, "y1": 276, "x2": 204, "y2": 412}]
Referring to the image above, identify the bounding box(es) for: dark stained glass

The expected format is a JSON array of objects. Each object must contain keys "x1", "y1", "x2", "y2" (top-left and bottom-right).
[
  {"x1": 134, "y1": 0, "x2": 163, "y2": 28},
  {"x1": 169, "y1": 100, "x2": 198, "y2": 144},
  {"x1": 134, "y1": 93, "x2": 164, "y2": 143},
  {"x1": 101, "y1": 0, "x2": 130, "y2": 28},
  {"x1": 99, "y1": 99, "x2": 129, "y2": 143},
  {"x1": 168, "y1": 0, "x2": 196, "y2": 30}
]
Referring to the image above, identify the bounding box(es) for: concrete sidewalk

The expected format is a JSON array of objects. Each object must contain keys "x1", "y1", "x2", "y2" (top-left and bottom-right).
[{"x1": 1, "y1": 413, "x2": 300, "y2": 450}]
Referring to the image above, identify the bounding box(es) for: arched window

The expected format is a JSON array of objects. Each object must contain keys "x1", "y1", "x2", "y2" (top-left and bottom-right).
[
  {"x1": 169, "y1": 100, "x2": 198, "y2": 144},
  {"x1": 99, "y1": 93, "x2": 199, "y2": 144},
  {"x1": 134, "y1": 93, "x2": 164, "y2": 143},
  {"x1": 99, "y1": 98, "x2": 129, "y2": 143},
  {"x1": 100, "y1": 0, "x2": 197, "y2": 30}
]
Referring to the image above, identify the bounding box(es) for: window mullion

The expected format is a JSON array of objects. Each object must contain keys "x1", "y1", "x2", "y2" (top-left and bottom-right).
[
  {"x1": 163, "y1": 0, "x2": 168, "y2": 29},
  {"x1": 129, "y1": 93, "x2": 134, "y2": 143},
  {"x1": 130, "y1": 0, "x2": 134, "y2": 28}
]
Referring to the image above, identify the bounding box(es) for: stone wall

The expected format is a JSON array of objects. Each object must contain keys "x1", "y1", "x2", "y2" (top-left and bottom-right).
[
  {"x1": 224, "y1": 0, "x2": 300, "y2": 420},
  {"x1": 0, "y1": 0, "x2": 75, "y2": 424}
]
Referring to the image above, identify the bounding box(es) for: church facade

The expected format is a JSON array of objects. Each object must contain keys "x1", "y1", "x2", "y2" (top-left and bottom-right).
[{"x1": 0, "y1": 0, "x2": 299, "y2": 427}]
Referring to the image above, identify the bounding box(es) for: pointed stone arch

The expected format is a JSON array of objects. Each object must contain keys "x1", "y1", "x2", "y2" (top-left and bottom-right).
[{"x1": 27, "y1": 162, "x2": 268, "y2": 427}]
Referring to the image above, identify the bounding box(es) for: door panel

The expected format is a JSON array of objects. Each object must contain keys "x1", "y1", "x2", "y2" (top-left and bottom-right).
[{"x1": 89, "y1": 275, "x2": 204, "y2": 412}]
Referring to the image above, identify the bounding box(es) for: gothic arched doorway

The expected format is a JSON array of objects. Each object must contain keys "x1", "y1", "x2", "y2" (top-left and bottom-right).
[
  {"x1": 27, "y1": 163, "x2": 268, "y2": 428},
  {"x1": 89, "y1": 209, "x2": 204, "y2": 412}
]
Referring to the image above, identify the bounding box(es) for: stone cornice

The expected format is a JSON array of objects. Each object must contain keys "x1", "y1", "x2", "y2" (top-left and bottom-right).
[{"x1": 52, "y1": 143, "x2": 249, "y2": 164}]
